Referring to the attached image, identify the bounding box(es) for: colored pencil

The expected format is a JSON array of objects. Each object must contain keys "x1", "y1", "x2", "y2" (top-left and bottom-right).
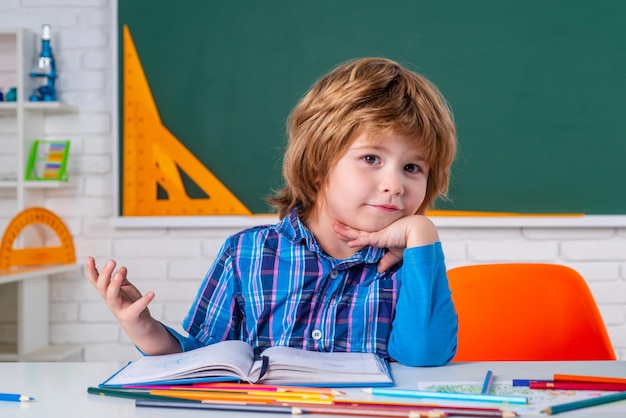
[
  {"x1": 190, "y1": 382, "x2": 346, "y2": 395},
  {"x1": 136, "y1": 399, "x2": 446, "y2": 417},
  {"x1": 124, "y1": 382, "x2": 343, "y2": 395},
  {"x1": 136, "y1": 399, "x2": 296, "y2": 414},
  {"x1": 125, "y1": 382, "x2": 343, "y2": 396},
  {"x1": 511, "y1": 379, "x2": 551, "y2": 387},
  {"x1": 87, "y1": 387, "x2": 193, "y2": 402},
  {"x1": 150, "y1": 388, "x2": 332, "y2": 399},
  {"x1": 364, "y1": 388, "x2": 528, "y2": 405},
  {"x1": 299, "y1": 406, "x2": 446, "y2": 417},
  {"x1": 481, "y1": 370, "x2": 494, "y2": 394},
  {"x1": 0, "y1": 392, "x2": 34, "y2": 402},
  {"x1": 542, "y1": 390, "x2": 626, "y2": 415},
  {"x1": 149, "y1": 388, "x2": 333, "y2": 404},
  {"x1": 554, "y1": 373, "x2": 626, "y2": 385},
  {"x1": 315, "y1": 400, "x2": 518, "y2": 417},
  {"x1": 530, "y1": 381, "x2": 626, "y2": 391}
]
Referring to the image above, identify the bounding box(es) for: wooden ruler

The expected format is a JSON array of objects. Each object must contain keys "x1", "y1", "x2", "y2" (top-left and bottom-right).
[
  {"x1": 0, "y1": 207, "x2": 76, "y2": 269},
  {"x1": 122, "y1": 25, "x2": 251, "y2": 216}
]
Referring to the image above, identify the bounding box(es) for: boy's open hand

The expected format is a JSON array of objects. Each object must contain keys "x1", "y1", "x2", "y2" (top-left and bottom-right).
[
  {"x1": 333, "y1": 215, "x2": 440, "y2": 273},
  {"x1": 86, "y1": 257, "x2": 182, "y2": 355},
  {"x1": 86, "y1": 257, "x2": 155, "y2": 334}
]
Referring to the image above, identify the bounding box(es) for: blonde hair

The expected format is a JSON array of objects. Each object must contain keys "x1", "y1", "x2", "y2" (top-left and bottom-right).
[{"x1": 267, "y1": 57, "x2": 457, "y2": 219}]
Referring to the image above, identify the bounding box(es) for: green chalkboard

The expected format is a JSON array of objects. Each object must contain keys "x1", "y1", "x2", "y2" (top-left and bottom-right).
[{"x1": 118, "y1": 1, "x2": 626, "y2": 215}]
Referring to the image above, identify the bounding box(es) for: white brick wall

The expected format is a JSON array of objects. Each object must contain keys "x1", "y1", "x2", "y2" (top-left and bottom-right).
[{"x1": 1, "y1": 0, "x2": 624, "y2": 363}]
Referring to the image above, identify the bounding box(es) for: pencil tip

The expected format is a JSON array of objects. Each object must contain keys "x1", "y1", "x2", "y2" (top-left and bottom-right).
[
  {"x1": 362, "y1": 388, "x2": 373, "y2": 394},
  {"x1": 292, "y1": 407, "x2": 304, "y2": 415}
]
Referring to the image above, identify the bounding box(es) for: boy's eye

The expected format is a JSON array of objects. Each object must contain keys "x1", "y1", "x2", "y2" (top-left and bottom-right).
[
  {"x1": 362, "y1": 155, "x2": 380, "y2": 164},
  {"x1": 404, "y1": 163, "x2": 421, "y2": 174}
]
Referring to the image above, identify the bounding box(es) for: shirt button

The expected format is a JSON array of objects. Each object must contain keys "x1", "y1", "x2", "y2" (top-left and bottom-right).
[
  {"x1": 311, "y1": 329, "x2": 323, "y2": 340},
  {"x1": 329, "y1": 271, "x2": 339, "y2": 279}
]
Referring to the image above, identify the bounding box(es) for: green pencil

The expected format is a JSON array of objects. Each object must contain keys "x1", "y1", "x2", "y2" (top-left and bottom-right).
[
  {"x1": 542, "y1": 390, "x2": 626, "y2": 415},
  {"x1": 87, "y1": 387, "x2": 195, "y2": 402}
]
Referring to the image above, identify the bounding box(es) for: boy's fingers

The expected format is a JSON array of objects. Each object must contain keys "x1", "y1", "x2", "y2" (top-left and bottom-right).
[
  {"x1": 127, "y1": 292, "x2": 155, "y2": 317},
  {"x1": 93, "y1": 260, "x2": 116, "y2": 290},
  {"x1": 120, "y1": 283, "x2": 143, "y2": 301},
  {"x1": 105, "y1": 269, "x2": 126, "y2": 307},
  {"x1": 85, "y1": 257, "x2": 101, "y2": 284},
  {"x1": 377, "y1": 252, "x2": 402, "y2": 273}
]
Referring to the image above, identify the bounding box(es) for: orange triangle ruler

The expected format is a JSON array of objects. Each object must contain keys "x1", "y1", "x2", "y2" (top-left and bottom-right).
[{"x1": 122, "y1": 25, "x2": 251, "y2": 216}]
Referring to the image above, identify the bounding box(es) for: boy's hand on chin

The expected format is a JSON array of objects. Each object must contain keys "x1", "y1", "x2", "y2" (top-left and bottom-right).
[{"x1": 333, "y1": 216, "x2": 440, "y2": 273}]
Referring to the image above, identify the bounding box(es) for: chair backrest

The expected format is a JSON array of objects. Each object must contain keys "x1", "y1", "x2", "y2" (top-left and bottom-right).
[{"x1": 448, "y1": 263, "x2": 616, "y2": 361}]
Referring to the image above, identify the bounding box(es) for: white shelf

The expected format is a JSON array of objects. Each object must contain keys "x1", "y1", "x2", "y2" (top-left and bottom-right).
[
  {"x1": 23, "y1": 101, "x2": 78, "y2": 113},
  {"x1": 0, "y1": 27, "x2": 81, "y2": 362},
  {"x1": 0, "y1": 263, "x2": 81, "y2": 284},
  {"x1": 0, "y1": 180, "x2": 18, "y2": 188},
  {"x1": 1, "y1": 101, "x2": 76, "y2": 114},
  {"x1": 0, "y1": 264, "x2": 83, "y2": 362},
  {"x1": 0, "y1": 102, "x2": 18, "y2": 113},
  {"x1": 24, "y1": 180, "x2": 73, "y2": 188}
]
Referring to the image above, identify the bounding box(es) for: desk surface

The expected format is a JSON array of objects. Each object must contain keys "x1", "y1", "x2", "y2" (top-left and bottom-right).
[{"x1": 0, "y1": 361, "x2": 624, "y2": 417}]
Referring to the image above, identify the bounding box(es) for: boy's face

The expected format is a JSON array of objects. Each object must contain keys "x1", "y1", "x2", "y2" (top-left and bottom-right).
[{"x1": 317, "y1": 131, "x2": 429, "y2": 233}]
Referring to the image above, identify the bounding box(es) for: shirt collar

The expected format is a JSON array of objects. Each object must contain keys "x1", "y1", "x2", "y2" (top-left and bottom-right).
[{"x1": 277, "y1": 208, "x2": 387, "y2": 265}]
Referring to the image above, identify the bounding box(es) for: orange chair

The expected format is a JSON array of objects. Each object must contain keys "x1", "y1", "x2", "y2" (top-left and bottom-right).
[{"x1": 448, "y1": 263, "x2": 616, "y2": 361}]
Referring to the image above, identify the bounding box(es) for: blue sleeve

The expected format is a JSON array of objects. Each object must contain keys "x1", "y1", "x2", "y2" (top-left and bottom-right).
[
  {"x1": 162, "y1": 324, "x2": 204, "y2": 352},
  {"x1": 387, "y1": 242, "x2": 458, "y2": 366},
  {"x1": 133, "y1": 323, "x2": 204, "y2": 355}
]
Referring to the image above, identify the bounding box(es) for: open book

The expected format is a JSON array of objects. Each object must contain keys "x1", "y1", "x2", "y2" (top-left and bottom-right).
[{"x1": 101, "y1": 340, "x2": 393, "y2": 387}]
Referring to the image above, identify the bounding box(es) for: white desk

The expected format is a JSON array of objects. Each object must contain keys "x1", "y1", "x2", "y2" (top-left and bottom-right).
[{"x1": 0, "y1": 361, "x2": 624, "y2": 417}]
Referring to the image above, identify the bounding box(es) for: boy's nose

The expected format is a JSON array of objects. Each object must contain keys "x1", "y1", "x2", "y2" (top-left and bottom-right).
[{"x1": 379, "y1": 172, "x2": 403, "y2": 195}]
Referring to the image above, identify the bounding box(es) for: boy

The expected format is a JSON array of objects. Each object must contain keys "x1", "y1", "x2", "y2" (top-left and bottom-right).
[{"x1": 87, "y1": 57, "x2": 458, "y2": 366}]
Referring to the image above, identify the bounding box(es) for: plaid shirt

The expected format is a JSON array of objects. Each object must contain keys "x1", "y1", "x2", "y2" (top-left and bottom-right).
[{"x1": 176, "y1": 210, "x2": 457, "y2": 365}]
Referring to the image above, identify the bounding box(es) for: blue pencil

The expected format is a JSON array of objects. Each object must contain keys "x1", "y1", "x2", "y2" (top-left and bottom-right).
[
  {"x1": 481, "y1": 370, "x2": 494, "y2": 394},
  {"x1": 512, "y1": 379, "x2": 551, "y2": 387},
  {"x1": 364, "y1": 387, "x2": 528, "y2": 405},
  {"x1": 0, "y1": 393, "x2": 34, "y2": 402}
]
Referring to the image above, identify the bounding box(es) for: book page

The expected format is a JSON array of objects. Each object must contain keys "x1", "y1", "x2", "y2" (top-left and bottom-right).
[
  {"x1": 250, "y1": 346, "x2": 392, "y2": 385},
  {"x1": 102, "y1": 340, "x2": 255, "y2": 386}
]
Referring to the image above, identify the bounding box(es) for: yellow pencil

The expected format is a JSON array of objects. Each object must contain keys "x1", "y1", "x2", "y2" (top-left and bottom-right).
[
  {"x1": 149, "y1": 389, "x2": 333, "y2": 404},
  {"x1": 190, "y1": 382, "x2": 345, "y2": 395}
]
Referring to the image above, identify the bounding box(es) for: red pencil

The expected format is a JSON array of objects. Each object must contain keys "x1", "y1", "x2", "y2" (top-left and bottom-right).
[
  {"x1": 328, "y1": 400, "x2": 518, "y2": 417},
  {"x1": 553, "y1": 374, "x2": 626, "y2": 385},
  {"x1": 530, "y1": 381, "x2": 626, "y2": 391}
]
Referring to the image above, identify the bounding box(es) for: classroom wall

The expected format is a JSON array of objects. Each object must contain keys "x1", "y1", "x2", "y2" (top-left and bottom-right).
[{"x1": 0, "y1": 1, "x2": 624, "y2": 362}]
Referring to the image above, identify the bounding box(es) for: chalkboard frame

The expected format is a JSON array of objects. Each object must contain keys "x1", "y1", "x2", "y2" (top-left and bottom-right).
[{"x1": 112, "y1": 0, "x2": 626, "y2": 227}]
